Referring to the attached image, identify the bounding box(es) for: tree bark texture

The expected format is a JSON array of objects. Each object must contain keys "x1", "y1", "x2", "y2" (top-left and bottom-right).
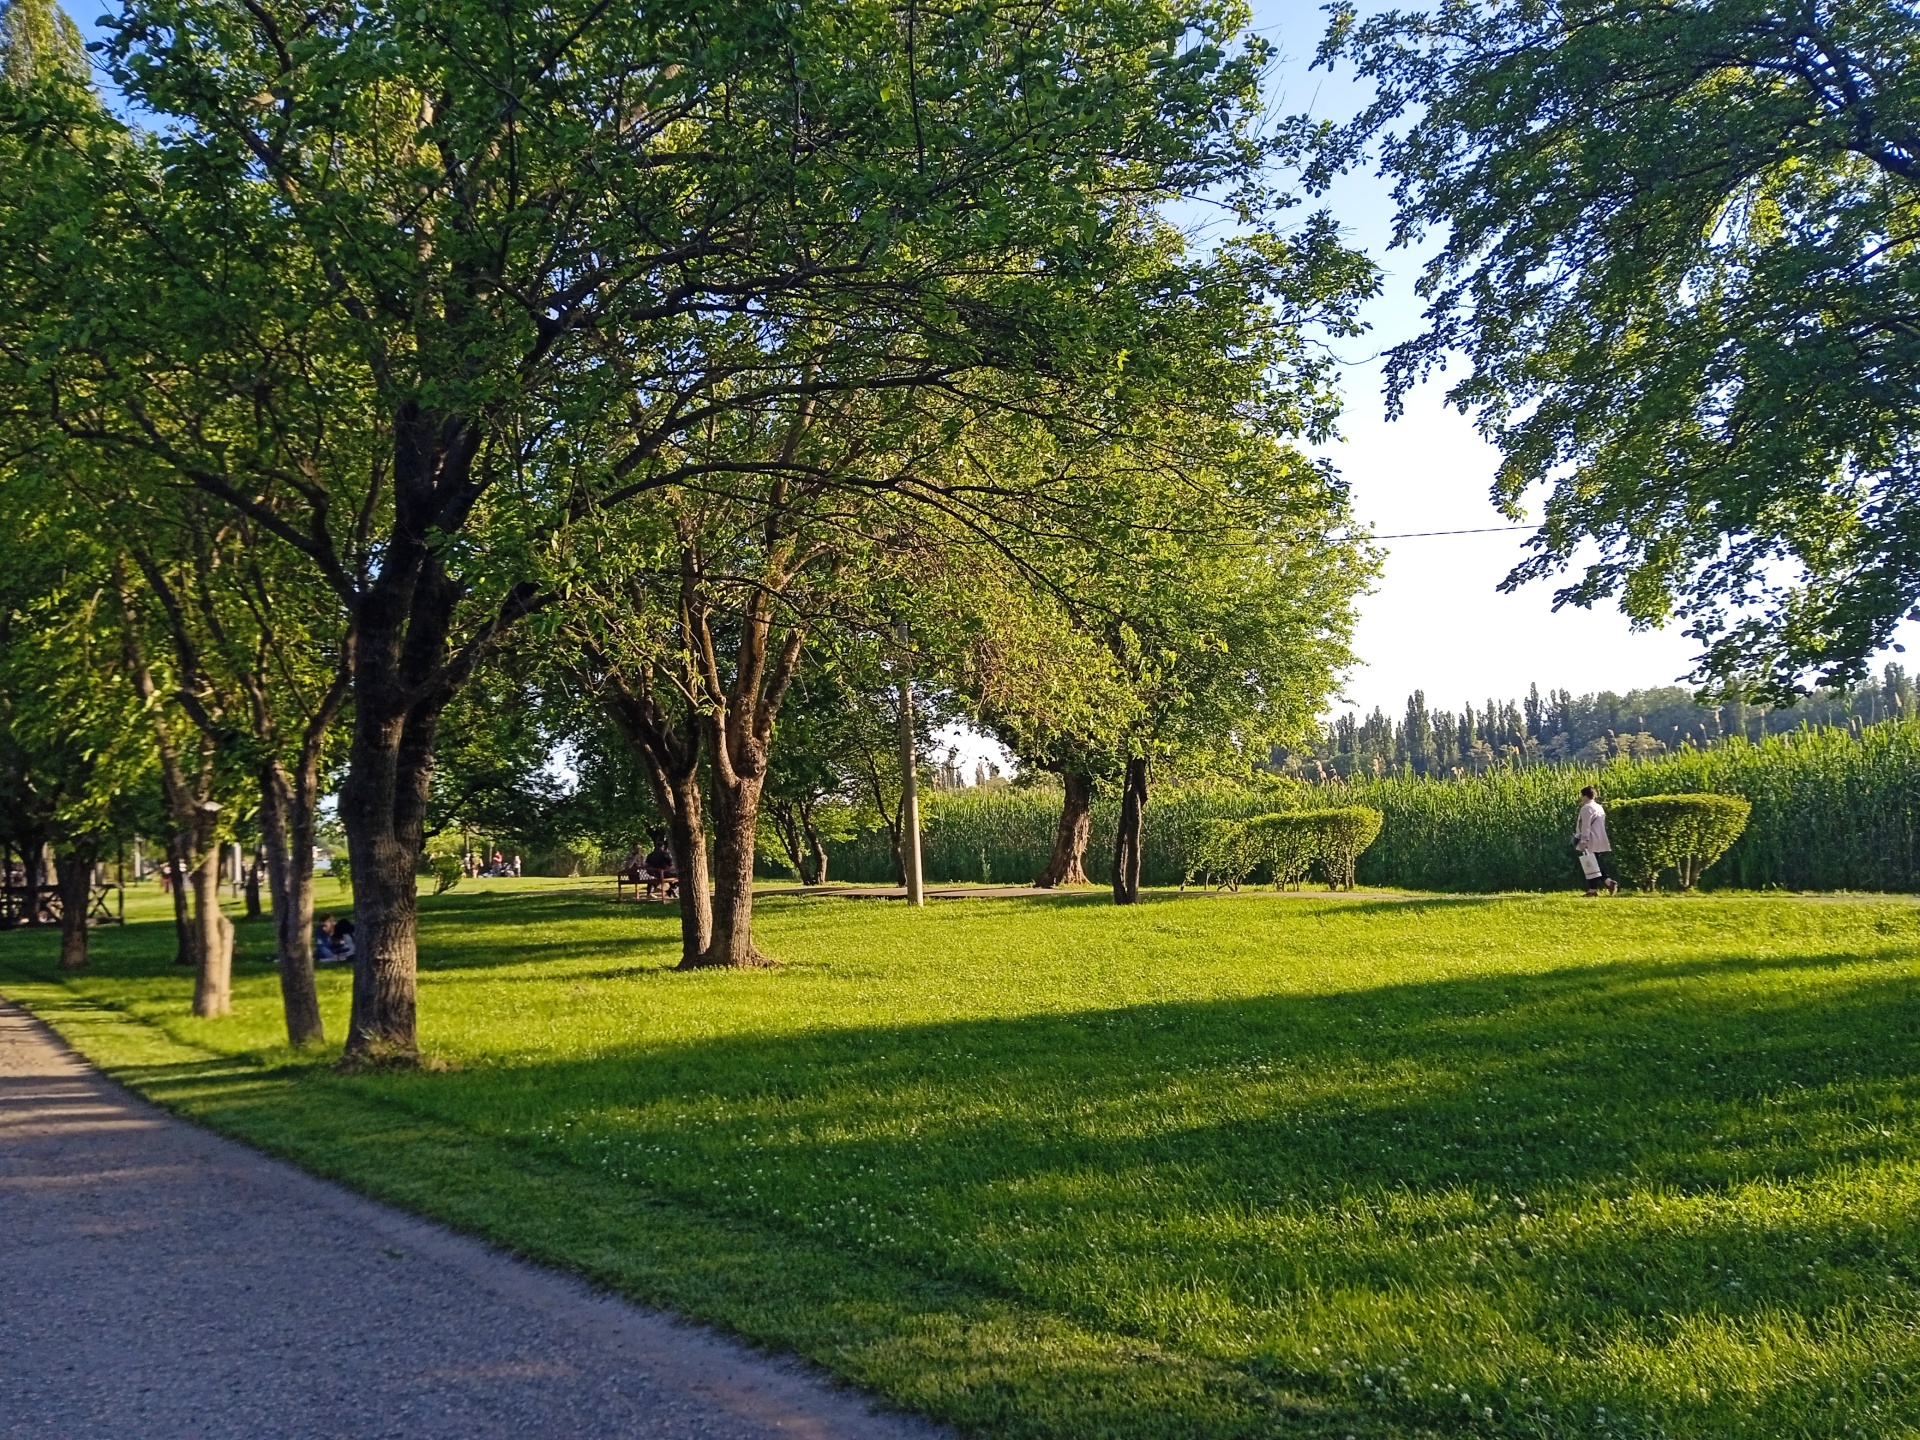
[
  {"x1": 54, "y1": 840, "x2": 96, "y2": 971},
  {"x1": 259, "y1": 762, "x2": 325, "y2": 1048},
  {"x1": 189, "y1": 824, "x2": 234, "y2": 1015},
  {"x1": 686, "y1": 569, "x2": 806, "y2": 969},
  {"x1": 340, "y1": 403, "x2": 524, "y2": 1062},
  {"x1": 700, "y1": 753, "x2": 774, "y2": 968},
  {"x1": 1035, "y1": 771, "x2": 1093, "y2": 887},
  {"x1": 1111, "y1": 758, "x2": 1148, "y2": 905}
]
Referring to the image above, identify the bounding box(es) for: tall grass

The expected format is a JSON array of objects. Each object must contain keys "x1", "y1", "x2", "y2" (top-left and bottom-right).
[{"x1": 825, "y1": 718, "x2": 1920, "y2": 892}]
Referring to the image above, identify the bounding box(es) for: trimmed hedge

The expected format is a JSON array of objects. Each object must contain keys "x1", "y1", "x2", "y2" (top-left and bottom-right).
[
  {"x1": 1608, "y1": 794, "x2": 1752, "y2": 891},
  {"x1": 816, "y1": 718, "x2": 1920, "y2": 892}
]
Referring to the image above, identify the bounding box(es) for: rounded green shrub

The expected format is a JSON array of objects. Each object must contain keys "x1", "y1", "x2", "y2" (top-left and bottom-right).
[
  {"x1": 1316, "y1": 806, "x2": 1385, "y2": 890},
  {"x1": 1182, "y1": 818, "x2": 1255, "y2": 891},
  {"x1": 1240, "y1": 806, "x2": 1384, "y2": 891},
  {"x1": 1608, "y1": 793, "x2": 1752, "y2": 891}
]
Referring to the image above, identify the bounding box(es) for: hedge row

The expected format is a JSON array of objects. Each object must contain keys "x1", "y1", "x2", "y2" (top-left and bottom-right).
[{"x1": 821, "y1": 718, "x2": 1920, "y2": 892}]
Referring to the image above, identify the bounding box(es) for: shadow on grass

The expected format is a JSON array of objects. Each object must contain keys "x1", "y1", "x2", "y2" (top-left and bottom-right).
[
  {"x1": 13, "y1": 917, "x2": 1920, "y2": 1436},
  {"x1": 298, "y1": 943, "x2": 1913, "y2": 1434}
]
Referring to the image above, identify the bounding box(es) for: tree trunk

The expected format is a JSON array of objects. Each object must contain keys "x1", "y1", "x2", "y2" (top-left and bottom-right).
[
  {"x1": 260, "y1": 775, "x2": 292, "y2": 957},
  {"x1": 697, "y1": 762, "x2": 773, "y2": 968},
  {"x1": 663, "y1": 769, "x2": 713, "y2": 964},
  {"x1": 167, "y1": 832, "x2": 197, "y2": 968},
  {"x1": 22, "y1": 838, "x2": 47, "y2": 925},
  {"x1": 260, "y1": 761, "x2": 325, "y2": 1049},
  {"x1": 1111, "y1": 757, "x2": 1148, "y2": 905},
  {"x1": 338, "y1": 725, "x2": 432, "y2": 1062},
  {"x1": 338, "y1": 403, "x2": 506, "y2": 1062},
  {"x1": 805, "y1": 806, "x2": 829, "y2": 887},
  {"x1": 190, "y1": 827, "x2": 234, "y2": 1016},
  {"x1": 768, "y1": 801, "x2": 809, "y2": 883},
  {"x1": 54, "y1": 840, "x2": 96, "y2": 971},
  {"x1": 598, "y1": 662, "x2": 713, "y2": 968},
  {"x1": 1035, "y1": 771, "x2": 1093, "y2": 887}
]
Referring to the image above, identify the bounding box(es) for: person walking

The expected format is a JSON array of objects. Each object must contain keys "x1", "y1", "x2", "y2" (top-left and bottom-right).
[{"x1": 1574, "y1": 785, "x2": 1619, "y2": 897}]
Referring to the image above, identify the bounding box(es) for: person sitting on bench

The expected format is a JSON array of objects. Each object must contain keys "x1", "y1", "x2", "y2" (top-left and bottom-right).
[{"x1": 644, "y1": 830, "x2": 678, "y2": 900}]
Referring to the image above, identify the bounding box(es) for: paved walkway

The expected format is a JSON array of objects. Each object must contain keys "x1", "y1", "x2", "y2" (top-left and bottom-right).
[{"x1": 0, "y1": 998, "x2": 946, "y2": 1440}]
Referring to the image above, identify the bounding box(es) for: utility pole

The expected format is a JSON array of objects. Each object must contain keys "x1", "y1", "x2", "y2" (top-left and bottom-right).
[{"x1": 897, "y1": 619, "x2": 924, "y2": 907}]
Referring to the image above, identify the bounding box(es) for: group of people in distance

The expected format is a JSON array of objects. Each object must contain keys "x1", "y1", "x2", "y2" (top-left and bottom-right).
[
  {"x1": 462, "y1": 849, "x2": 522, "y2": 878},
  {"x1": 277, "y1": 795, "x2": 1615, "y2": 963},
  {"x1": 620, "y1": 828, "x2": 678, "y2": 901}
]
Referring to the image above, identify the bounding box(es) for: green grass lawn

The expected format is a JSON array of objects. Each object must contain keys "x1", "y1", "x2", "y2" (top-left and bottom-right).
[{"x1": 5, "y1": 879, "x2": 1919, "y2": 1438}]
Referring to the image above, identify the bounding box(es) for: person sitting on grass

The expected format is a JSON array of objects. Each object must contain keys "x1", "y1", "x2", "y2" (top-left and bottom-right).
[
  {"x1": 1573, "y1": 785, "x2": 1619, "y2": 898},
  {"x1": 328, "y1": 918, "x2": 356, "y2": 961},
  {"x1": 314, "y1": 914, "x2": 337, "y2": 961}
]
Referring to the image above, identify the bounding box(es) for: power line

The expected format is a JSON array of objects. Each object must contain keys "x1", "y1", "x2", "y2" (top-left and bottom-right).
[{"x1": 1369, "y1": 524, "x2": 1532, "y2": 540}]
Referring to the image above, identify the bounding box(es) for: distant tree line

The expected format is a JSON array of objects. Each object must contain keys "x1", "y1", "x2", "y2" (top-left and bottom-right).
[{"x1": 1279, "y1": 666, "x2": 1920, "y2": 780}]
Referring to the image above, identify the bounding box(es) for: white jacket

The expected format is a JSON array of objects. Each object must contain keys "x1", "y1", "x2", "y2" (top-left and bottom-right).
[{"x1": 1574, "y1": 799, "x2": 1610, "y2": 853}]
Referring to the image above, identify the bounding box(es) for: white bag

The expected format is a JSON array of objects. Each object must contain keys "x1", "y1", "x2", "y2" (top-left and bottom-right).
[{"x1": 1578, "y1": 851, "x2": 1602, "y2": 881}]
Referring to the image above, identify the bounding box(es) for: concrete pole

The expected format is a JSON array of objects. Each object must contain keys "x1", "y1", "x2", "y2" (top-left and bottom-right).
[{"x1": 897, "y1": 621, "x2": 924, "y2": 907}]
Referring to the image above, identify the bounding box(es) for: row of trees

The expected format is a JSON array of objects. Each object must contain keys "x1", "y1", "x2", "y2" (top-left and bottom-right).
[
  {"x1": 1287, "y1": 666, "x2": 1920, "y2": 779},
  {"x1": 0, "y1": 0, "x2": 1376, "y2": 1059}
]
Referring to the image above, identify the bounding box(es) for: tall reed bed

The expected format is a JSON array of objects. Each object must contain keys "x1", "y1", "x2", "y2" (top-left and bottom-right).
[
  {"x1": 1349, "y1": 721, "x2": 1920, "y2": 891},
  {"x1": 823, "y1": 718, "x2": 1920, "y2": 892},
  {"x1": 826, "y1": 784, "x2": 1305, "y2": 886}
]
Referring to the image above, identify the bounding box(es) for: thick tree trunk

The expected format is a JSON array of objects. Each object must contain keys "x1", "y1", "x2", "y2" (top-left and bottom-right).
[
  {"x1": 1035, "y1": 771, "x2": 1093, "y2": 887},
  {"x1": 337, "y1": 402, "x2": 504, "y2": 1063},
  {"x1": 697, "y1": 765, "x2": 773, "y2": 968},
  {"x1": 339, "y1": 735, "x2": 431, "y2": 1062},
  {"x1": 1111, "y1": 758, "x2": 1148, "y2": 906},
  {"x1": 190, "y1": 831, "x2": 234, "y2": 1016},
  {"x1": 54, "y1": 841, "x2": 96, "y2": 971},
  {"x1": 663, "y1": 770, "x2": 713, "y2": 964}
]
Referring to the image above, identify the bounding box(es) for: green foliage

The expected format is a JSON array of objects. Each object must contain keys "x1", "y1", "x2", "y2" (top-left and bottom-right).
[
  {"x1": 1321, "y1": 0, "x2": 1920, "y2": 697},
  {"x1": 833, "y1": 718, "x2": 1920, "y2": 893},
  {"x1": 1243, "y1": 812, "x2": 1319, "y2": 889},
  {"x1": 11, "y1": 885, "x2": 1920, "y2": 1438},
  {"x1": 1349, "y1": 721, "x2": 1920, "y2": 893},
  {"x1": 1235, "y1": 806, "x2": 1383, "y2": 890},
  {"x1": 1315, "y1": 805, "x2": 1385, "y2": 890},
  {"x1": 1609, "y1": 794, "x2": 1754, "y2": 893},
  {"x1": 1181, "y1": 817, "x2": 1257, "y2": 891},
  {"x1": 429, "y1": 854, "x2": 463, "y2": 896},
  {"x1": 0, "y1": 0, "x2": 85, "y2": 87}
]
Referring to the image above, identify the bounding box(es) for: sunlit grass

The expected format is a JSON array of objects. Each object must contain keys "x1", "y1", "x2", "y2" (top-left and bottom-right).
[{"x1": 5, "y1": 878, "x2": 1918, "y2": 1438}]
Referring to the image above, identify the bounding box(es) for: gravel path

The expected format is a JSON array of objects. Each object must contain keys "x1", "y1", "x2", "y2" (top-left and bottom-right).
[{"x1": 0, "y1": 997, "x2": 948, "y2": 1440}]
